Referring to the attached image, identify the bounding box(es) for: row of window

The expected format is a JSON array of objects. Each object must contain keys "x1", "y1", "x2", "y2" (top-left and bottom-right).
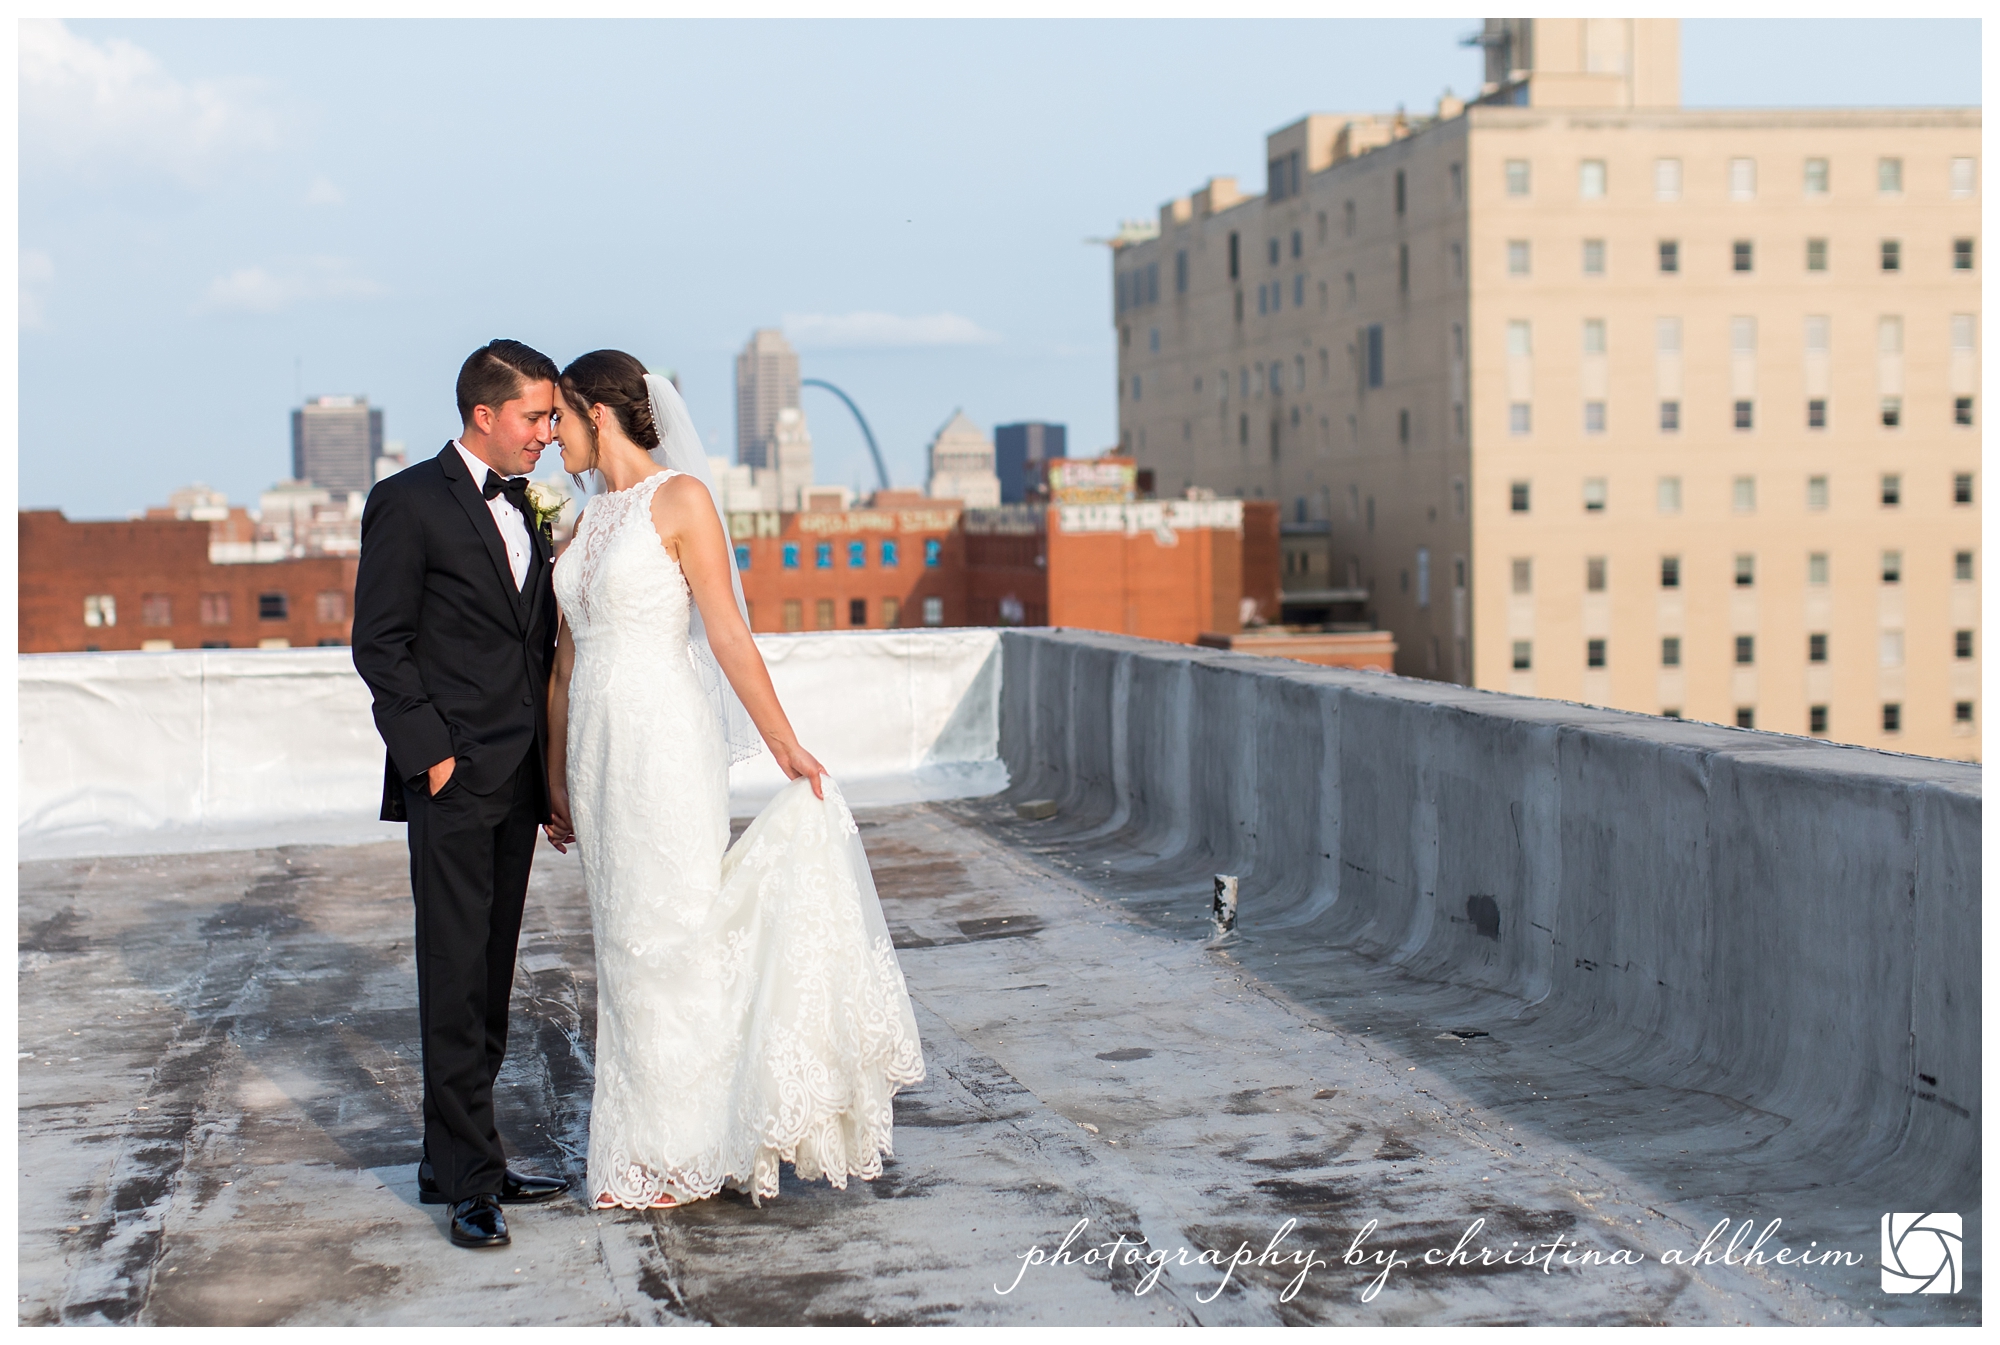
[
  {"x1": 756, "y1": 538, "x2": 945, "y2": 571},
  {"x1": 1508, "y1": 548, "x2": 1975, "y2": 592},
  {"x1": 1504, "y1": 155, "x2": 1976, "y2": 203},
  {"x1": 1505, "y1": 235, "x2": 1975, "y2": 278},
  {"x1": 766, "y1": 595, "x2": 944, "y2": 631},
  {"x1": 81, "y1": 591, "x2": 346, "y2": 627},
  {"x1": 1507, "y1": 395, "x2": 1976, "y2": 437},
  {"x1": 1508, "y1": 475, "x2": 1978, "y2": 519},
  {"x1": 1504, "y1": 313, "x2": 1974, "y2": 359},
  {"x1": 1510, "y1": 630, "x2": 1972, "y2": 671}
]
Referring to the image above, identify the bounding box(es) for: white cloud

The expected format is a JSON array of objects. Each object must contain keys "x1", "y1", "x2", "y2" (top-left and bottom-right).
[
  {"x1": 782, "y1": 310, "x2": 1000, "y2": 350},
  {"x1": 20, "y1": 250, "x2": 56, "y2": 329},
  {"x1": 195, "y1": 257, "x2": 386, "y2": 316},
  {"x1": 20, "y1": 19, "x2": 278, "y2": 185},
  {"x1": 304, "y1": 175, "x2": 345, "y2": 207}
]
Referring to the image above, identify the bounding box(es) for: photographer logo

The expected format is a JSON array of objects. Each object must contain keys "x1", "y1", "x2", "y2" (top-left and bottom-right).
[{"x1": 1880, "y1": 1214, "x2": 1962, "y2": 1294}]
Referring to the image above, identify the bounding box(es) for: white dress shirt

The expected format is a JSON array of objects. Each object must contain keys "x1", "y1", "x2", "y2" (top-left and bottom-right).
[{"x1": 453, "y1": 440, "x2": 532, "y2": 590}]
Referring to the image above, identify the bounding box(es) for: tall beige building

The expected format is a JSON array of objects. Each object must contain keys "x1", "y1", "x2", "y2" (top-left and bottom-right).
[
  {"x1": 735, "y1": 328, "x2": 801, "y2": 469},
  {"x1": 1112, "y1": 17, "x2": 1980, "y2": 760}
]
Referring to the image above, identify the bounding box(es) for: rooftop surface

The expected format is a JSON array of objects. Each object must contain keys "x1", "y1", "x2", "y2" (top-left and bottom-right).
[{"x1": 19, "y1": 798, "x2": 1969, "y2": 1326}]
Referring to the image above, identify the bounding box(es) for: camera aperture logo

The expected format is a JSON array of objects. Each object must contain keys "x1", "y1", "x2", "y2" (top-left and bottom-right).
[{"x1": 1880, "y1": 1213, "x2": 1962, "y2": 1294}]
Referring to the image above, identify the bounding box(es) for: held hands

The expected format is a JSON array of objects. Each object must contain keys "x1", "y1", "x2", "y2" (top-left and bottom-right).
[
  {"x1": 768, "y1": 737, "x2": 828, "y2": 800},
  {"x1": 545, "y1": 781, "x2": 576, "y2": 853}
]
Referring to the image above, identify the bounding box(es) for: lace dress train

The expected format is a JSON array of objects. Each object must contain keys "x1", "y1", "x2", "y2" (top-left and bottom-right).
[{"x1": 553, "y1": 471, "x2": 925, "y2": 1206}]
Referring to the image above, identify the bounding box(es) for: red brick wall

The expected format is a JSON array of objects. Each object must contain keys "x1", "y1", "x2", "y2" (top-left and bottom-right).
[
  {"x1": 18, "y1": 511, "x2": 357, "y2": 653},
  {"x1": 1046, "y1": 522, "x2": 1243, "y2": 646},
  {"x1": 1240, "y1": 500, "x2": 1281, "y2": 625}
]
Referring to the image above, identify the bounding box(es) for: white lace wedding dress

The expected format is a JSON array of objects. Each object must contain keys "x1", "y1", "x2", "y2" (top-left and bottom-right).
[{"x1": 553, "y1": 469, "x2": 925, "y2": 1207}]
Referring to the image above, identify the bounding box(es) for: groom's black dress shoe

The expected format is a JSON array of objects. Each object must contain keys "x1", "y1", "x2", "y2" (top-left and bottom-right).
[
  {"x1": 418, "y1": 1160, "x2": 570, "y2": 1206},
  {"x1": 447, "y1": 1194, "x2": 510, "y2": 1249}
]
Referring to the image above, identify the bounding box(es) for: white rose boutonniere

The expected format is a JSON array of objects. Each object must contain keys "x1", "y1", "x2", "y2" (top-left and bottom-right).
[{"x1": 523, "y1": 481, "x2": 569, "y2": 538}]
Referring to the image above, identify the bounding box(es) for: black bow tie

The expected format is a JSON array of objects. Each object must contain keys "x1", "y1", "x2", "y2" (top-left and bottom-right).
[{"x1": 482, "y1": 470, "x2": 529, "y2": 506}]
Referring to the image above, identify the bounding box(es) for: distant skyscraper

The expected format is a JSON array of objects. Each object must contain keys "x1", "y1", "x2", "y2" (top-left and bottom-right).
[
  {"x1": 734, "y1": 329, "x2": 801, "y2": 469},
  {"x1": 994, "y1": 422, "x2": 1068, "y2": 503},
  {"x1": 291, "y1": 396, "x2": 381, "y2": 499},
  {"x1": 926, "y1": 411, "x2": 1002, "y2": 507}
]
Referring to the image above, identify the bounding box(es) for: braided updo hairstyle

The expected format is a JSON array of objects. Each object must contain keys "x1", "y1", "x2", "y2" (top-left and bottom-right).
[{"x1": 558, "y1": 349, "x2": 662, "y2": 451}]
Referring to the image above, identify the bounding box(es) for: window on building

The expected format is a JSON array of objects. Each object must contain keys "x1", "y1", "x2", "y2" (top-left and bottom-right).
[
  {"x1": 1582, "y1": 239, "x2": 1605, "y2": 275},
  {"x1": 1343, "y1": 200, "x2": 1356, "y2": 235},
  {"x1": 1954, "y1": 238, "x2": 1975, "y2": 271},
  {"x1": 1659, "y1": 400, "x2": 1681, "y2": 432},
  {"x1": 1878, "y1": 157, "x2": 1902, "y2": 195},
  {"x1": 1582, "y1": 401, "x2": 1605, "y2": 434},
  {"x1": 1881, "y1": 550, "x2": 1902, "y2": 584},
  {"x1": 1228, "y1": 231, "x2": 1240, "y2": 279},
  {"x1": 1807, "y1": 238, "x2": 1828, "y2": 271},
  {"x1": 1882, "y1": 702, "x2": 1902, "y2": 733},
  {"x1": 881, "y1": 539, "x2": 900, "y2": 567},
  {"x1": 1734, "y1": 554, "x2": 1756, "y2": 587},
  {"x1": 1661, "y1": 636, "x2": 1681, "y2": 667},
  {"x1": 1398, "y1": 409, "x2": 1410, "y2": 444},
  {"x1": 1510, "y1": 480, "x2": 1531, "y2": 513},
  {"x1": 1654, "y1": 158, "x2": 1681, "y2": 200},
  {"x1": 1450, "y1": 244, "x2": 1463, "y2": 280},
  {"x1": 847, "y1": 540, "x2": 866, "y2": 567},
  {"x1": 1268, "y1": 237, "x2": 1279, "y2": 267},
  {"x1": 1953, "y1": 472, "x2": 1974, "y2": 503},
  {"x1": 1583, "y1": 478, "x2": 1607, "y2": 512},
  {"x1": 1512, "y1": 640, "x2": 1532, "y2": 671},
  {"x1": 1507, "y1": 403, "x2": 1530, "y2": 435},
  {"x1": 1658, "y1": 239, "x2": 1679, "y2": 273},
  {"x1": 1511, "y1": 558, "x2": 1532, "y2": 593},
  {"x1": 814, "y1": 598, "x2": 836, "y2": 630},
  {"x1": 1734, "y1": 400, "x2": 1755, "y2": 430},
  {"x1": 924, "y1": 537, "x2": 942, "y2": 566},
  {"x1": 1507, "y1": 240, "x2": 1530, "y2": 276},
  {"x1": 1956, "y1": 397, "x2": 1975, "y2": 426},
  {"x1": 881, "y1": 596, "x2": 901, "y2": 627},
  {"x1": 1585, "y1": 556, "x2": 1607, "y2": 592},
  {"x1": 1366, "y1": 325, "x2": 1384, "y2": 387},
  {"x1": 1582, "y1": 318, "x2": 1606, "y2": 354},
  {"x1": 782, "y1": 542, "x2": 800, "y2": 568},
  {"x1": 1809, "y1": 552, "x2": 1830, "y2": 585},
  {"x1": 1586, "y1": 639, "x2": 1607, "y2": 669},
  {"x1": 1730, "y1": 157, "x2": 1756, "y2": 200},
  {"x1": 199, "y1": 592, "x2": 230, "y2": 625},
  {"x1": 1804, "y1": 157, "x2": 1829, "y2": 195},
  {"x1": 782, "y1": 599, "x2": 803, "y2": 631},
  {"x1": 258, "y1": 592, "x2": 288, "y2": 621},
  {"x1": 815, "y1": 541, "x2": 833, "y2": 569},
  {"x1": 850, "y1": 598, "x2": 867, "y2": 626},
  {"x1": 1394, "y1": 171, "x2": 1406, "y2": 215},
  {"x1": 1808, "y1": 399, "x2": 1827, "y2": 429},
  {"x1": 1505, "y1": 160, "x2": 1529, "y2": 196},
  {"x1": 1733, "y1": 240, "x2": 1754, "y2": 272},
  {"x1": 1506, "y1": 320, "x2": 1532, "y2": 357},
  {"x1": 1449, "y1": 163, "x2": 1462, "y2": 200},
  {"x1": 1657, "y1": 316, "x2": 1681, "y2": 355},
  {"x1": 1955, "y1": 701, "x2": 1974, "y2": 726},
  {"x1": 1657, "y1": 478, "x2": 1682, "y2": 514},
  {"x1": 1810, "y1": 633, "x2": 1828, "y2": 663},
  {"x1": 83, "y1": 594, "x2": 116, "y2": 627},
  {"x1": 1881, "y1": 629, "x2": 1905, "y2": 667},
  {"x1": 1396, "y1": 245, "x2": 1408, "y2": 293},
  {"x1": 1807, "y1": 475, "x2": 1829, "y2": 510},
  {"x1": 1880, "y1": 239, "x2": 1901, "y2": 272},
  {"x1": 1736, "y1": 708, "x2": 1756, "y2": 729},
  {"x1": 315, "y1": 591, "x2": 345, "y2": 623},
  {"x1": 734, "y1": 544, "x2": 751, "y2": 570},
  {"x1": 1175, "y1": 249, "x2": 1188, "y2": 292},
  {"x1": 141, "y1": 594, "x2": 172, "y2": 626},
  {"x1": 1951, "y1": 157, "x2": 1976, "y2": 197},
  {"x1": 1806, "y1": 314, "x2": 1830, "y2": 359},
  {"x1": 1660, "y1": 555, "x2": 1681, "y2": 588},
  {"x1": 1732, "y1": 315, "x2": 1756, "y2": 354},
  {"x1": 1735, "y1": 635, "x2": 1756, "y2": 665},
  {"x1": 1579, "y1": 160, "x2": 1606, "y2": 198},
  {"x1": 1955, "y1": 629, "x2": 1974, "y2": 660},
  {"x1": 922, "y1": 596, "x2": 944, "y2": 626},
  {"x1": 1881, "y1": 396, "x2": 1903, "y2": 429},
  {"x1": 1733, "y1": 476, "x2": 1756, "y2": 512},
  {"x1": 200, "y1": 640, "x2": 229, "y2": 650},
  {"x1": 1956, "y1": 550, "x2": 1975, "y2": 581}
]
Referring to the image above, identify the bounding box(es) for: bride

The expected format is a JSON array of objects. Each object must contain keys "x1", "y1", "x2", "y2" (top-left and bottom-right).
[{"x1": 542, "y1": 348, "x2": 925, "y2": 1209}]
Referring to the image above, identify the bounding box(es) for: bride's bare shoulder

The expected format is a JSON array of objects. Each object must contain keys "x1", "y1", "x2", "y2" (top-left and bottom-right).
[{"x1": 648, "y1": 471, "x2": 720, "y2": 534}]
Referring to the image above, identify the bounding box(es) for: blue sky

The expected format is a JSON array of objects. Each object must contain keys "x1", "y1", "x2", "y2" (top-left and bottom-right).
[{"x1": 19, "y1": 18, "x2": 1981, "y2": 518}]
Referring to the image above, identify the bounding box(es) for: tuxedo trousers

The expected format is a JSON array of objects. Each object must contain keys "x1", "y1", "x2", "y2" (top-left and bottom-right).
[{"x1": 403, "y1": 748, "x2": 540, "y2": 1203}]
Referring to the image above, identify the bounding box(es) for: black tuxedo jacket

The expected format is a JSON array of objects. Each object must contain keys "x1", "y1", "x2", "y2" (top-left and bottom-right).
[{"x1": 352, "y1": 443, "x2": 558, "y2": 822}]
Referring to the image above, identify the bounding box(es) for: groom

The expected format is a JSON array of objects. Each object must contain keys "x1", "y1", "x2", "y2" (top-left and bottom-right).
[{"x1": 352, "y1": 339, "x2": 570, "y2": 1248}]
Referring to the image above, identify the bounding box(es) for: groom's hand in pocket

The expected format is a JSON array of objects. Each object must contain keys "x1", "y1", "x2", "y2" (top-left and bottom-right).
[{"x1": 426, "y1": 756, "x2": 456, "y2": 796}]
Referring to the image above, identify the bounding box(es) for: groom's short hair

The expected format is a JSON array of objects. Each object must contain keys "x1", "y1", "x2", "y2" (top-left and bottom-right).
[{"x1": 457, "y1": 339, "x2": 559, "y2": 423}]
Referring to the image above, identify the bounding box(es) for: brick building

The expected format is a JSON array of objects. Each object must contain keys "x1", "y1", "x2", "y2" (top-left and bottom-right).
[
  {"x1": 19, "y1": 512, "x2": 357, "y2": 653},
  {"x1": 729, "y1": 502, "x2": 966, "y2": 633}
]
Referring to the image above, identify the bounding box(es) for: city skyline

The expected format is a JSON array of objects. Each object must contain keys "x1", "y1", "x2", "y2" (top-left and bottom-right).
[{"x1": 19, "y1": 18, "x2": 1980, "y2": 520}]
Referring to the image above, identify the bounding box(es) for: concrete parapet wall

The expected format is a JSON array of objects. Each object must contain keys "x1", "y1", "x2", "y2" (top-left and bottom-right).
[
  {"x1": 994, "y1": 628, "x2": 1981, "y2": 1200},
  {"x1": 17, "y1": 629, "x2": 1004, "y2": 860}
]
